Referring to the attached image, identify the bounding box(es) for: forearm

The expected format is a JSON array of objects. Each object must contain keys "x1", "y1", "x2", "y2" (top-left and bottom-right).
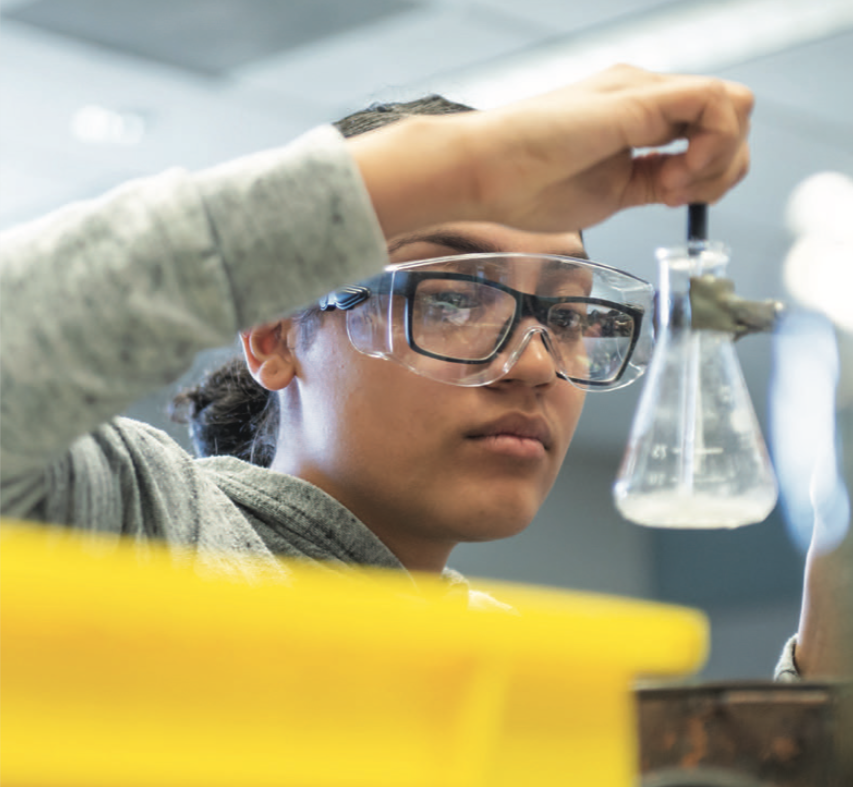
[
  {"x1": 795, "y1": 537, "x2": 853, "y2": 679},
  {"x1": 346, "y1": 114, "x2": 482, "y2": 239},
  {"x1": 0, "y1": 126, "x2": 386, "y2": 488},
  {"x1": 796, "y1": 334, "x2": 853, "y2": 679}
]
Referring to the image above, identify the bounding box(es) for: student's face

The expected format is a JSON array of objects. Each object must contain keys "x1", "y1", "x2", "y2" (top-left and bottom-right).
[{"x1": 279, "y1": 223, "x2": 587, "y2": 571}]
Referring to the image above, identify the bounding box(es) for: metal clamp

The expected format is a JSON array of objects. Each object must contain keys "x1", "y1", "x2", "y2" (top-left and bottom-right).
[{"x1": 688, "y1": 276, "x2": 785, "y2": 339}]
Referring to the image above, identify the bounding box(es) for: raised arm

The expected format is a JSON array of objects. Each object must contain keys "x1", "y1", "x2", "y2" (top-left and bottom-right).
[{"x1": 0, "y1": 127, "x2": 386, "y2": 501}]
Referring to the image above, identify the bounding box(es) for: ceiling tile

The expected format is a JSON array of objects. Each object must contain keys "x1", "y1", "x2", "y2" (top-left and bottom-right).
[
  {"x1": 232, "y1": 4, "x2": 551, "y2": 110},
  {"x1": 3, "y1": 0, "x2": 424, "y2": 76},
  {"x1": 719, "y1": 30, "x2": 853, "y2": 133},
  {"x1": 441, "y1": 0, "x2": 677, "y2": 34}
]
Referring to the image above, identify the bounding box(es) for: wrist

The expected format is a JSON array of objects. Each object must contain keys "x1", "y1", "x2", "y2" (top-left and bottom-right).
[{"x1": 347, "y1": 114, "x2": 483, "y2": 238}]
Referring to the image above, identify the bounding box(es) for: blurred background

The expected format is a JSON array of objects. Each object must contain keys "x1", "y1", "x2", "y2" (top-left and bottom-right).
[{"x1": 2, "y1": 0, "x2": 851, "y2": 679}]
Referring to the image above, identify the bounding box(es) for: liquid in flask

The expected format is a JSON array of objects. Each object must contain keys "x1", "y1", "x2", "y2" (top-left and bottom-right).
[{"x1": 613, "y1": 242, "x2": 778, "y2": 528}]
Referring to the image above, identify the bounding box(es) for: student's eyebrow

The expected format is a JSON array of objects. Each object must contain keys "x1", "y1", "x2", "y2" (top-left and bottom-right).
[
  {"x1": 387, "y1": 231, "x2": 501, "y2": 256},
  {"x1": 539, "y1": 260, "x2": 594, "y2": 295},
  {"x1": 387, "y1": 231, "x2": 589, "y2": 260}
]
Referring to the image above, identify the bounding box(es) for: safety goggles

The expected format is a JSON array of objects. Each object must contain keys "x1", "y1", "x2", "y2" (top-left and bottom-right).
[{"x1": 319, "y1": 253, "x2": 655, "y2": 390}]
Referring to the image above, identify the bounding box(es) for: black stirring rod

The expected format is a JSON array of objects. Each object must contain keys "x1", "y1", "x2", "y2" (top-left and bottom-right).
[{"x1": 688, "y1": 203, "x2": 708, "y2": 244}]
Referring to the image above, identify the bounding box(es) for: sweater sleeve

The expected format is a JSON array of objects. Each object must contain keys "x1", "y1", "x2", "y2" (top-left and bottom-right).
[
  {"x1": 774, "y1": 634, "x2": 802, "y2": 682},
  {"x1": 0, "y1": 125, "x2": 387, "y2": 516}
]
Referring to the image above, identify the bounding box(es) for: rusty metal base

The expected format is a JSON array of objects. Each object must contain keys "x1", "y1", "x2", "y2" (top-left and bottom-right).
[{"x1": 636, "y1": 681, "x2": 850, "y2": 787}]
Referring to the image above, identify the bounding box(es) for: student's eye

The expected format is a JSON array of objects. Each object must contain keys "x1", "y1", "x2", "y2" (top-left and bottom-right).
[
  {"x1": 422, "y1": 290, "x2": 483, "y2": 323},
  {"x1": 430, "y1": 291, "x2": 477, "y2": 309},
  {"x1": 549, "y1": 306, "x2": 585, "y2": 334}
]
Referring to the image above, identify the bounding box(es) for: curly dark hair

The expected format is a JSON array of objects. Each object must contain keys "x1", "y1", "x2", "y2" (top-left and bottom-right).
[{"x1": 171, "y1": 95, "x2": 474, "y2": 466}]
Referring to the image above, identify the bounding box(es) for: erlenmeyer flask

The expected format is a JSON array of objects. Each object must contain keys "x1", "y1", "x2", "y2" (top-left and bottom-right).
[{"x1": 613, "y1": 242, "x2": 778, "y2": 528}]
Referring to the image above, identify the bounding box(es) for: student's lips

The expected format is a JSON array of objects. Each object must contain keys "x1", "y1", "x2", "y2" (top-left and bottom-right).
[{"x1": 465, "y1": 415, "x2": 552, "y2": 459}]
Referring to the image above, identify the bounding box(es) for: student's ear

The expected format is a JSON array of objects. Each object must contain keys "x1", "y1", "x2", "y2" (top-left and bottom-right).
[{"x1": 240, "y1": 319, "x2": 298, "y2": 392}]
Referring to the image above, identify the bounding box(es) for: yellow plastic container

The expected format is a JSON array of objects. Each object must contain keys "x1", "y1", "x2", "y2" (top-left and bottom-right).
[{"x1": 0, "y1": 523, "x2": 707, "y2": 787}]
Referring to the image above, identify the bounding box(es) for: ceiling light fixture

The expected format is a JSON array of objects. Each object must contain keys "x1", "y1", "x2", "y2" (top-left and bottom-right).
[{"x1": 70, "y1": 105, "x2": 147, "y2": 146}]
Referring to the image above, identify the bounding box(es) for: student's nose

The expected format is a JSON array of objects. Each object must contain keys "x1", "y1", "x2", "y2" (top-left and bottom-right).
[{"x1": 496, "y1": 325, "x2": 560, "y2": 388}]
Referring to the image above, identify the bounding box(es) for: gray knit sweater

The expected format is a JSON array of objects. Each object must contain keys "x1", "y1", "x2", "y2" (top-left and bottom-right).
[{"x1": 0, "y1": 125, "x2": 407, "y2": 579}]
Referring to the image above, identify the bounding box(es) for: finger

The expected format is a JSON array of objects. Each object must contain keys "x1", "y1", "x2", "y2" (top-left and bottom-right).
[
  {"x1": 656, "y1": 132, "x2": 749, "y2": 198},
  {"x1": 617, "y1": 76, "x2": 753, "y2": 157},
  {"x1": 678, "y1": 87, "x2": 751, "y2": 185},
  {"x1": 618, "y1": 153, "x2": 677, "y2": 208},
  {"x1": 497, "y1": 71, "x2": 751, "y2": 182},
  {"x1": 682, "y1": 143, "x2": 751, "y2": 204},
  {"x1": 684, "y1": 101, "x2": 744, "y2": 171},
  {"x1": 650, "y1": 79, "x2": 750, "y2": 196},
  {"x1": 620, "y1": 135, "x2": 750, "y2": 210},
  {"x1": 665, "y1": 142, "x2": 752, "y2": 206},
  {"x1": 725, "y1": 79, "x2": 756, "y2": 129}
]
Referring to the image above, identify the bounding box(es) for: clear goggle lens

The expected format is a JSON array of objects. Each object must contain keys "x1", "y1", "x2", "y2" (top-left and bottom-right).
[{"x1": 323, "y1": 253, "x2": 654, "y2": 390}]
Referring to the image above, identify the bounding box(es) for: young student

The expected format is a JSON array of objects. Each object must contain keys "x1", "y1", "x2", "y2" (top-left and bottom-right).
[{"x1": 2, "y1": 65, "x2": 828, "y2": 676}]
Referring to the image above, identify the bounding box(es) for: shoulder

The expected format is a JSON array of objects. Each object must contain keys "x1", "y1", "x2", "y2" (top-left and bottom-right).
[{"x1": 56, "y1": 419, "x2": 267, "y2": 550}]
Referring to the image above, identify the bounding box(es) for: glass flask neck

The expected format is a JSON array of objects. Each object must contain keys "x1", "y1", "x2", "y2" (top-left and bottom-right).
[{"x1": 656, "y1": 241, "x2": 730, "y2": 330}]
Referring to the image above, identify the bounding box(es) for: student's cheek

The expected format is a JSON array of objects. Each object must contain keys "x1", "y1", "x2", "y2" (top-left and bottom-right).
[{"x1": 555, "y1": 387, "x2": 586, "y2": 455}]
